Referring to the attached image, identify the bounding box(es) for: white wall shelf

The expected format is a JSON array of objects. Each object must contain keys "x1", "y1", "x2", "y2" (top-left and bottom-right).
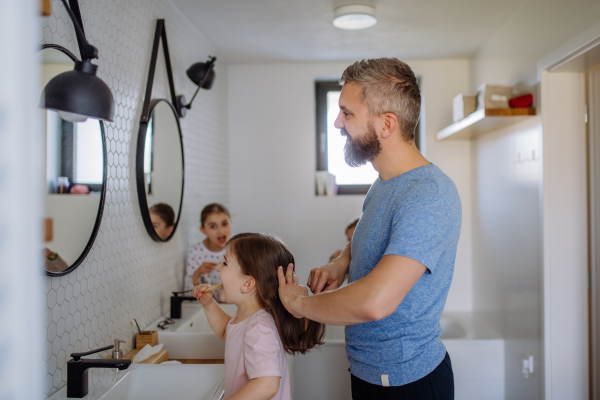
[{"x1": 436, "y1": 108, "x2": 536, "y2": 141}]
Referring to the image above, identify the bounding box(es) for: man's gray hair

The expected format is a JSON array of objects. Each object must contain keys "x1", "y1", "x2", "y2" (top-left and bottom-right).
[{"x1": 340, "y1": 58, "x2": 421, "y2": 142}]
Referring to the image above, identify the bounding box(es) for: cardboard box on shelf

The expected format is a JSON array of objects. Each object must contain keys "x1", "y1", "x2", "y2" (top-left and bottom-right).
[
  {"x1": 477, "y1": 84, "x2": 513, "y2": 109},
  {"x1": 452, "y1": 93, "x2": 477, "y2": 122}
]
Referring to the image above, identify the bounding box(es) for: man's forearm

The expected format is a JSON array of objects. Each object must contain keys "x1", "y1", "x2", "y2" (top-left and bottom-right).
[
  {"x1": 293, "y1": 281, "x2": 375, "y2": 326},
  {"x1": 289, "y1": 255, "x2": 427, "y2": 326}
]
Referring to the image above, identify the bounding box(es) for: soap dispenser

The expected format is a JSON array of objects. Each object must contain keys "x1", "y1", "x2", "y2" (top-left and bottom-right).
[{"x1": 112, "y1": 339, "x2": 126, "y2": 359}]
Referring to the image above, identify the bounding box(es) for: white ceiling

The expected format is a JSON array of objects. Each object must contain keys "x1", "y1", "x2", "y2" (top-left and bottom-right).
[{"x1": 170, "y1": 0, "x2": 528, "y2": 64}]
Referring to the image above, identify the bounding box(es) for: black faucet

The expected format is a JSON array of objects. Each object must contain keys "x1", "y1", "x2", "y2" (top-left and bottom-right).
[
  {"x1": 170, "y1": 292, "x2": 197, "y2": 318},
  {"x1": 67, "y1": 345, "x2": 131, "y2": 398}
]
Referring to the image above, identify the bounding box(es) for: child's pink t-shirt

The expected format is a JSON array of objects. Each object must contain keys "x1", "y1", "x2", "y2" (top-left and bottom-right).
[{"x1": 223, "y1": 309, "x2": 291, "y2": 400}]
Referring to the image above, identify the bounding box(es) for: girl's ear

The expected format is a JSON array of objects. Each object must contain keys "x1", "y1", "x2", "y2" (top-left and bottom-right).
[
  {"x1": 200, "y1": 226, "x2": 206, "y2": 235},
  {"x1": 240, "y1": 275, "x2": 256, "y2": 294}
]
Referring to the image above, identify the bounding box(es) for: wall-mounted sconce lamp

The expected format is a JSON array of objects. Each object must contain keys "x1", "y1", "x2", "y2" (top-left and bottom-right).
[
  {"x1": 40, "y1": 0, "x2": 114, "y2": 122},
  {"x1": 176, "y1": 56, "x2": 216, "y2": 118}
]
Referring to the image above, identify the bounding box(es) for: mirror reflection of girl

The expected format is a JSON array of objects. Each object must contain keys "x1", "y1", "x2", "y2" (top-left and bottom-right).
[
  {"x1": 184, "y1": 203, "x2": 232, "y2": 301},
  {"x1": 193, "y1": 233, "x2": 325, "y2": 400},
  {"x1": 329, "y1": 218, "x2": 359, "y2": 261},
  {"x1": 149, "y1": 203, "x2": 175, "y2": 240}
]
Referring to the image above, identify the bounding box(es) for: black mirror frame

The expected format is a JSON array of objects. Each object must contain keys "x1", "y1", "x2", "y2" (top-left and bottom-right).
[
  {"x1": 136, "y1": 99, "x2": 185, "y2": 242},
  {"x1": 40, "y1": 43, "x2": 108, "y2": 277},
  {"x1": 135, "y1": 19, "x2": 185, "y2": 242}
]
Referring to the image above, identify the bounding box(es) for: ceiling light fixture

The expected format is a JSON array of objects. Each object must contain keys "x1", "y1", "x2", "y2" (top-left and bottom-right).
[{"x1": 333, "y1": 4, "x2": 377, "y2": 30}]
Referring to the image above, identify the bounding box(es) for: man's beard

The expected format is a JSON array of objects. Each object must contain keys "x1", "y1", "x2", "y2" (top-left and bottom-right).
[{"x1": 341, "y1": 120, "x2": 382, "y2": 167}]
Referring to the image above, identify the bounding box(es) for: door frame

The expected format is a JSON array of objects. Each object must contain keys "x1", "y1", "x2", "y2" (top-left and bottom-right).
[{"x1": 538, "y1": 22, "x2": 600, "y2": 400}]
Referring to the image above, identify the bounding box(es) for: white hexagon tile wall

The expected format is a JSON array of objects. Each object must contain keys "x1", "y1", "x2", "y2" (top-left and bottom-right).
[{"x1": 40, "y1": 0, "x2": 229, "y2": 396}]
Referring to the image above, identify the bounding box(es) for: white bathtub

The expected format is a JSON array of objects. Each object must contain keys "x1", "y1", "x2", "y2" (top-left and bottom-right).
[
  {"x1": 291, "y1": 312, "x2": 505, "y2": 400},
  {"x1": 148, "y1": 305, "x2": 504, "y2": 400},
  {"x1": 289, "y1": 324, "x2": 349, "y2": 400},
  {"x1": 441, "y1": 312, "x2": 505, "y2": 400}
]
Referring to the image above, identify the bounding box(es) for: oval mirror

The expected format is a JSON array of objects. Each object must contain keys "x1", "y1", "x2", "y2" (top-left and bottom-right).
[
  {"x1": 39, "y1": 45, "x2": 107, "y2": 275},
  {"x1": 135, "y1": 99, "x2": 184, "y2": 242}
]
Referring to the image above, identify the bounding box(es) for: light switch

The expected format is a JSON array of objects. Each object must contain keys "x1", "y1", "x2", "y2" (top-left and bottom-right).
[{"x1": 522, "y1": 355, "x2": 534, "y2": 378}]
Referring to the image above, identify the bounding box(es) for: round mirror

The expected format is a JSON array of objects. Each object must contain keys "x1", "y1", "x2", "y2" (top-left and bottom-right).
[
  {"x1": 39, "y1": 45, "x2": 107, "y2": 275},
  {"x1": 136, "y1": 99, "x2": 184, "y2": 242}
]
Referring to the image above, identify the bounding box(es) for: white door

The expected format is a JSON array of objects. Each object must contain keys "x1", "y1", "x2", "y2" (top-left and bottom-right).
[{"x1": 587, "y1": 63, "x2": 600, "y2": 400}]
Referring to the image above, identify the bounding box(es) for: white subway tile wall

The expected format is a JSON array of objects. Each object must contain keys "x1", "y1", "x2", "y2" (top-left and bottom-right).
[{"x1": 40, "y1": 0, "x2": 229, "y2": 396}]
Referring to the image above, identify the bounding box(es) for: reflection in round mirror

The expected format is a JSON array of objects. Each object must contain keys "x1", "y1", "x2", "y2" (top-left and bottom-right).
[
  {"x1": 136, "y1": 99, "x2": 184, "y2": 242},
  {"x1": 40, "y1": 46, "x2": 106, "y2": 275}
]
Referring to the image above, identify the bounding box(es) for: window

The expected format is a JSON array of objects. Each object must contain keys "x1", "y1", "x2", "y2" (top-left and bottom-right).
[
  {"x1": 74, "y1": 119, "x2": 103, "y2": 185},
  {"x1": 144, "y1": 117, "x2": 154, "y2": 194},
  {"x1": 46, "y1": 111, "x2": 104, "y2": 193},
  {"x1": 315, "y1": 79, "x2": 421, "y2": 195},
  {"x1": 316, "y1": 81, "x2": 375, "y2": 195}
]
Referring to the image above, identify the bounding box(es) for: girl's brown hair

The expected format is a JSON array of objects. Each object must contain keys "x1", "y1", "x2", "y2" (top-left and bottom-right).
[
  {"x1": 200, "y1": 203, "x2": 231, "y2": 227},
  {"x1": 346, "y1": 218, "x2": 359, "y2": 233},
  {"x1": 149, "y1": 203, "x2": 175, "y2": 227},
  {"x1": 227, "y1": 232, "x2": 325, "y2": 355}
]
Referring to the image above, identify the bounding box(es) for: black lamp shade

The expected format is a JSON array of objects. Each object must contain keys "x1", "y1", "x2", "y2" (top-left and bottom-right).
[
  {"x1": 41, "y1": 60, "x2": 114, "y2": 122},
  {"x1": 186, "y1": 62, "x2": 216, "y2": 89}
]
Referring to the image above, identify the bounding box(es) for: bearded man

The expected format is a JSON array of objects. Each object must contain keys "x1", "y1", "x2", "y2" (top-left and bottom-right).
[{"x1": 278, "y1": 57, "x2": 461, "y2": 400}]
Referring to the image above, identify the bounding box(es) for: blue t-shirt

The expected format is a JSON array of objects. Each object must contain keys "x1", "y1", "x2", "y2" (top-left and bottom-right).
[{"x1": 346, "y1": 164, "x2": 461, "y2": 386}]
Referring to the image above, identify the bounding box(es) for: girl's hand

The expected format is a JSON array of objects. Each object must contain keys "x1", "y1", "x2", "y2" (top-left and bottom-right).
[
  {"x1": 192, "y1": 284, "x2": 213, "y2": 305},
  {"x1": 199, "y1": 262, "x2": 218, "y2": 274},
  {"x1": 192, "y1": 262, "x2": 218, "y2": 286}
]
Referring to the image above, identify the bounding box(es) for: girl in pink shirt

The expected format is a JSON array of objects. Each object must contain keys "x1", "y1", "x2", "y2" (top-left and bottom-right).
[{"x1": 193, "y1": 233, "x2": 325, "y2": 400}]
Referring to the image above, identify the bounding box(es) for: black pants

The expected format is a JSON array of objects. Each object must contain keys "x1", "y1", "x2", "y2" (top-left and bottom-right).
[{"x1": 351, "y1": 352, "x2": 454, "y2": 400}]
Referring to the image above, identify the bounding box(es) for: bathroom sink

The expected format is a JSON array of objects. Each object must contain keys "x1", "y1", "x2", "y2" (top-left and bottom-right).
[
  {"x1": 146, "y1": 303, "x2": 237, "y2": 359},
  {"x1": 47, "y1": 364, "x2": 225, "y2": 400}
]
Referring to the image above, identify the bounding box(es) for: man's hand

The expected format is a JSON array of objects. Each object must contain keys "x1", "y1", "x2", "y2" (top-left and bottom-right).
[
  {"x1": 192, "y1": 262, "x2": 218, "y2": 286},
  {"x1": 308, "y1": 240, "x2": 351, "y2": 294},
  {"x1": 307, "y1": 263, "x2": 346, "y2": 294},
  {"x1": 277, "y1": 263, "x2": 308, "y2": 318}
]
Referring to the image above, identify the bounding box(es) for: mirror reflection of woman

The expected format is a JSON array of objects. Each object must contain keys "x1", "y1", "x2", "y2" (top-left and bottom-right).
[{"x1": 149, "y1": 203, "x2": 175, "y2": 240}]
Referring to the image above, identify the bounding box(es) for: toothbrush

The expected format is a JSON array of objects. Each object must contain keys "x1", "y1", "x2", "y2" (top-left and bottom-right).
[
  {"x1": 131, "y1": 319, "x2": 142, "y2": 335},
  {"x1": 203, "y1": 283, "x2": 223, "y2": 293},
  {"x1": 202, "y1": 259, "x2": 224, "y2": 293}
]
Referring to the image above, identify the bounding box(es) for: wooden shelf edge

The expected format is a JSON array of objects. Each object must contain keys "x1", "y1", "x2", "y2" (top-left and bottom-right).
[
  {"x1": 436, "y1": 108, "x2": 536, "y2": 141},
  {"x1": 482, "y1": 108, "x2": 536, "y2": 117},
  {"x1": 106, "y1": 348, "x2": 169, "y2": 364},
  {"x1": 41, "y1": 0, "x2": 52, "y2": 16},
  {"x1": 169, "y1": 359, "x2": 225, "y2": 364}
]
